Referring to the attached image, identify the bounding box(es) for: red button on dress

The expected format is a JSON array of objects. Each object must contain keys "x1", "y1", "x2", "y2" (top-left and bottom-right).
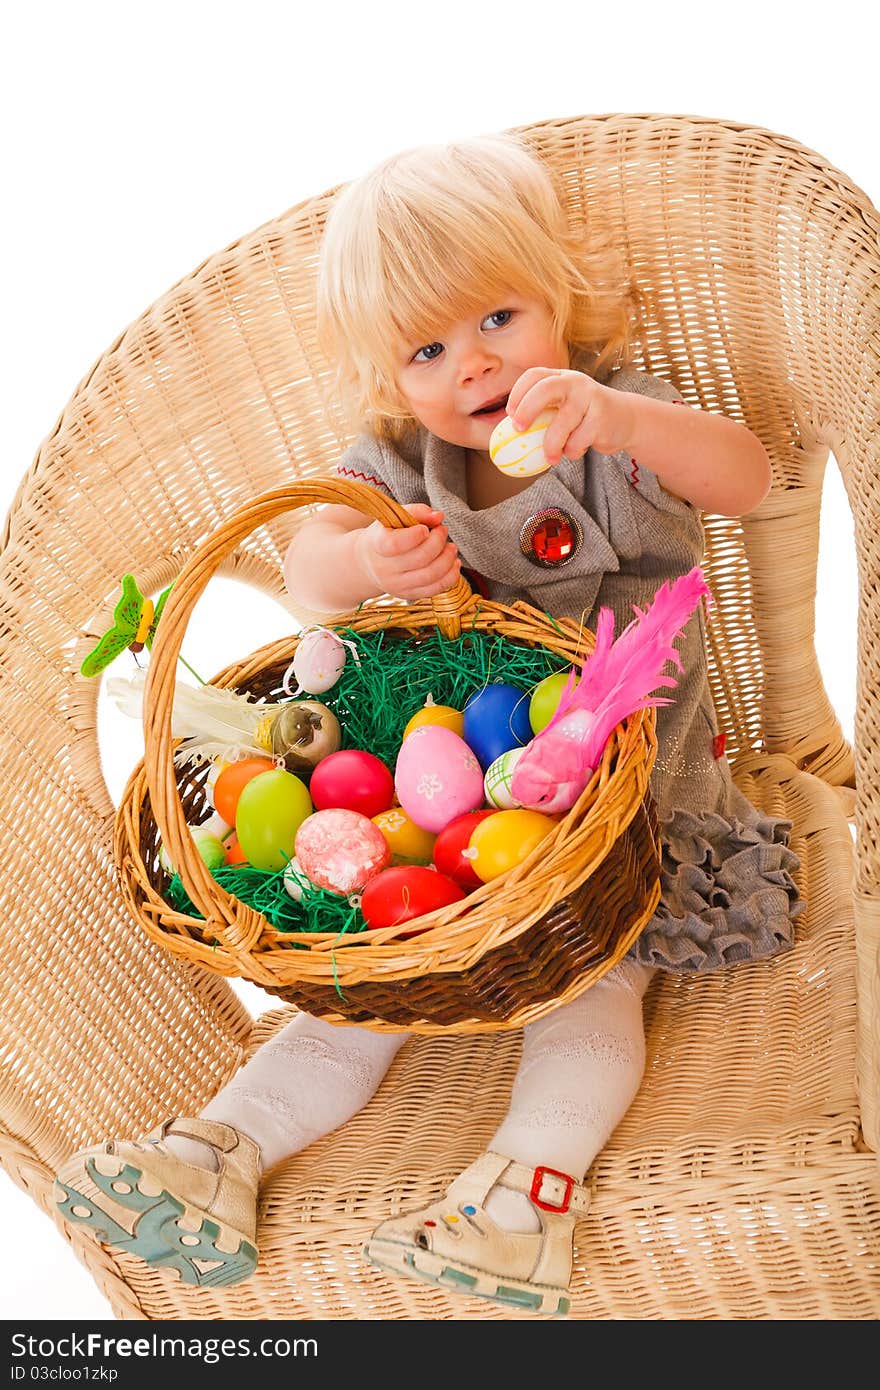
[{"x1": 519, "y1": 509, "x2": 583, "y2": 568}]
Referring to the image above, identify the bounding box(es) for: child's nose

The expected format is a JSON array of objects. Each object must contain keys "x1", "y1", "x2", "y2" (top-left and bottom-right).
[{"x1": 456, "y1": 344, "x2": 501, "y2": 385}]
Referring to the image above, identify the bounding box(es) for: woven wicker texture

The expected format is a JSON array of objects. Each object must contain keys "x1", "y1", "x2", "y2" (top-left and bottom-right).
[
  {"x1": 1, "y1": 111, "x2": 877, "y2": 1319},
  {"x1": 114, "y1": 481, "x2": 661, "y2": 1032}
]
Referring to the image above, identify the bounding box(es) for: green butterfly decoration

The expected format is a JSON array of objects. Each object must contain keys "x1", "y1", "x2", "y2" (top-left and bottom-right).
[{"x1": 80, "y1": 574, "x2": 173, "y2": 677}]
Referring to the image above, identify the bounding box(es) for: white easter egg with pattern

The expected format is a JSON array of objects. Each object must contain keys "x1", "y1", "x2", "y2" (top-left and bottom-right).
[
  {"x1": 489, "y1": 409, "x2": 557, "y2": 477},
  {"x1": 394, "y1": 725, "x2": 485, "y2": 833},
  {"x1": 292, "y1": 628, "x2": 347, "y2": 694},
  {"x1": 283, "y1": 856, "x2": 311, "y2": 901},
  {"x1": 484, "y1": 747, "x2": 527, "y2": 810}
]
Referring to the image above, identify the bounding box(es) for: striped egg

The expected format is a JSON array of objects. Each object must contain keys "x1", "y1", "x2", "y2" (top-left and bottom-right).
[
  {"x1": 489, "y1": 409, "x2": 556, "y2": 477},
  {"x1": 484, "y1": 747, "x2": 527, "y2": 810}
]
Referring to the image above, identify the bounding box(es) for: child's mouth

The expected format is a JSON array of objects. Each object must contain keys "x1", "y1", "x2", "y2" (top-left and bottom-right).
[{"x1": 471, "y1": 395, "x2": 509, "y2": 420}]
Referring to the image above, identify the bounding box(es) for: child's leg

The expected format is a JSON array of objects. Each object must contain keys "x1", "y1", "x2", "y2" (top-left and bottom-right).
[
  {"x1": 165, "y1": 1011, "x2": 409, "y2": 1173},
  {"x1": 363, "y1": 958, "x2": 653, "y2": 1312},
  {"x1": 54, "y1": 1012, "x2": 409, "y2": 1288},
  {"x1": 484, "y1": 956, "x2": 653, "y2": 1232}
]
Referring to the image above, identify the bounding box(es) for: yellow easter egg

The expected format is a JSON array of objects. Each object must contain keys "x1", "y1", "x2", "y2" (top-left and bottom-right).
[
  {"x1": 372, "y1": 807, "x2": 438, "y2": 864},
  {"x1": 466, "y1": 808, "x2": 559, "y2": 882},
  {"x1": 402, "y1": 700, "x2": 465, "y2": 740},
  {"x1": 489, "y1": 409, "x2": 557, "y2": 477}
]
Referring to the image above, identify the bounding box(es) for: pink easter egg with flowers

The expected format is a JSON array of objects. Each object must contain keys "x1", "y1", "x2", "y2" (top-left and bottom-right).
[{"x1": 394, "y1": 725, "x2": 485, "y2": 833}]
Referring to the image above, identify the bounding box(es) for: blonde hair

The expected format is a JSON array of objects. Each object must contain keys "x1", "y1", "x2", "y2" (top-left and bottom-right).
[{"x1": 317, "y1": 132, "x2": 637, "y2": 444}]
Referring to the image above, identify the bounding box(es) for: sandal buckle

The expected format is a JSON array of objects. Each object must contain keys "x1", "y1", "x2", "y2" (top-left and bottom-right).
[{"x1": 529, "y1": 1165, "x2": 575, "y2": 1214}]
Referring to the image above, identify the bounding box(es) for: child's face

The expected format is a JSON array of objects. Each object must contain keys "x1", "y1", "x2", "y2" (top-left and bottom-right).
[{"x1": 394, "y1": 296, "x2": 569, "y2": 453}]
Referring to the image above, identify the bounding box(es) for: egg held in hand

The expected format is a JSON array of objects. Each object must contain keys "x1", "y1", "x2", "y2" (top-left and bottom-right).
[
  {"x1": 489, "y1": 409, "x2": 558, "y2": 477},
  {"x1": 394, "y1": 725, "x2": 485, "y2": 833}
]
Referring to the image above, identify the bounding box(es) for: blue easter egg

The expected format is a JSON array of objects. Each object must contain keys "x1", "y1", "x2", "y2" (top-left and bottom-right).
[{"x1": 462, "y1": 683, "x2": 533, "y2": 771}]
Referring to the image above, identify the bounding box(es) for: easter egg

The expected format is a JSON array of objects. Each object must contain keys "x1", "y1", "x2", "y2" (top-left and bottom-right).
[
  {"x1": 372, "y1": 808, "x2": 437, "y2": 865},
  {"x1": 196, "y1": 810, "x2": 233, "y2": 840},
  {"x1": 462, "y1": 683, "x2": 533, "y2": 771},
  {"x1": 282, "y1": 856, "x2": 310, "y2": 901},
  {"x1": 291, "y1": 627, "x2": 348, "y2": 694},
  {"x1": 193, "y1": 834, "x2": 226, "y2": 872},
  {"x1": 360, "y1": 865, "x2": 467, "y2": 931},
  {"x1": 432, "y1": 809, "x2": 498, "y2": 888},
  {"x1": 223, "y1": 832, "x2": 248, "y2": 866},
  {"x1": 309, "y1": 749, "x2": 395, "y2": 818},
  {"x1": 235, "y1": 769, "x2": 313, "y2": 872},
  {"x1": 489, "y1": 409, "x2": 557, "y2": 477},
  {"x1": 465, "y1": 808, "x2": 558, "y2": 882},
  {"x1": 294, "y1": 808, "x2": 390, "y2": 895},
  {"x1": 159, "y1": 824, "x2": 228, "y2": 875},
  {"x1": 402, "y1": 698, "x2": 465, "y2": 740},
  {"x1": 268, "y1": 700, "x2": 342, "y2": 774},
  {"x1": 484, "y1": 747, "x2": 527, "y2": 809},
  {"x1": 205, "y1": 758, "x2": 230, "y2": 807},
  {"x1": 529, "y1": 670, "x2": 573, "y2": 733},
  {"x1": 212, "y1": 757, "x2": 276, "y2": 826},
  {"x1": 394, "y1": 725, "x2": 484, "y2": 833}
]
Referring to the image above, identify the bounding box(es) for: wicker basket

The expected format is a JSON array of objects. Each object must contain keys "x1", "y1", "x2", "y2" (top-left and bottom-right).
[{"x1": 114, "y1": 478, "x2": 662, "y2": 1033}]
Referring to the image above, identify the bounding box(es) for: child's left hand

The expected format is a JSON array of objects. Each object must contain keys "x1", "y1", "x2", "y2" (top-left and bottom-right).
[{"x1": 506, "y1": 368, "x2": 633, "y2": 465}]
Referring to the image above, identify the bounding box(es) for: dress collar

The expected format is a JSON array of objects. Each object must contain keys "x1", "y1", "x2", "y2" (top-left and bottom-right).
[{"x1": 414, "y1": 428, "x2": 620, "y2": 612}]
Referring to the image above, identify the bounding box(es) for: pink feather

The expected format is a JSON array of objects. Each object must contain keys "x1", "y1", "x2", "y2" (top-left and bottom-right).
[
  {"x1": 544, "y1": 566, "x2": 711, "y2": 775},
  {"x1": 511, "y1": 567, "x2": 711, "y2": 812}
]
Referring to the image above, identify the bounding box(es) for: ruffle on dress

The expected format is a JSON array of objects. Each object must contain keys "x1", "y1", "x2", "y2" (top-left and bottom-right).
[{"x1": 629, "y1": 807, "x2": 804, "y2": 973}]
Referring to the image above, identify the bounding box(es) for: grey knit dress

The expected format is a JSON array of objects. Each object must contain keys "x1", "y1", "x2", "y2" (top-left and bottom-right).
[{"x1": 335, "y1": 368, "x2": 803, "y2": 973}]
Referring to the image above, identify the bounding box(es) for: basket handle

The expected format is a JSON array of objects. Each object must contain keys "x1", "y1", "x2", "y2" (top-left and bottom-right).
[{"x1": 142, "y1": 478, "x2": 475, "y2": 930}]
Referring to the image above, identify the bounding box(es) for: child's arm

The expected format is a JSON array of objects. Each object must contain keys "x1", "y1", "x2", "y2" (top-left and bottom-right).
[
  {"x1": 609, "y1": 395, "x2": 772, "y2": 517},
  {"x1": 283, "y1": 503, "x2": 461, "y2": 612},
  {"x1": 508, "y1": 368, "x2": 772, "y2": 517}
]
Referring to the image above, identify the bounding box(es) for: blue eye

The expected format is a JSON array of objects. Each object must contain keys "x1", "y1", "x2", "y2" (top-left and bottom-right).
[
  {"x1": 412, "y1": 341, "x2": 443, "y2": 363},
  {"x1": 483, "y1": 309, "x2": 513, "y2": 329}
]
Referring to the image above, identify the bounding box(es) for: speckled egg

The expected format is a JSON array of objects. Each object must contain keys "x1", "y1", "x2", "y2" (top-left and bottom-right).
[{"x1": 294, "y1": 808, "x2": 390, "y2": 895}]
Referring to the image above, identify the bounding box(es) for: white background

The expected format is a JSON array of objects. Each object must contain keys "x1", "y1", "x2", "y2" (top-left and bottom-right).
[{"x1": 1, "y1": 0, "x2": 868, "y2": 1322}]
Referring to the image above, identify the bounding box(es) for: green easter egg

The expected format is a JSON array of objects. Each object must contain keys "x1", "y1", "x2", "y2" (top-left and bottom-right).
[
  {"x1": 192, "y1": 831, "x2": 226, "y2": 872},
  {"x1": 235, "y1": 769, "x2": 313, "y2": 872},
  {"x1": 529, "y1": 670, "x2": 572, "y2": 733}
]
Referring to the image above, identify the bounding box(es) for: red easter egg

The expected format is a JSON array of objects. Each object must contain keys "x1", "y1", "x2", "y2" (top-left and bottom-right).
[
  {"x1": 360, "y1": 865, "x2": 466, "y2": 932},
  {"x1": 295, "y1": 808, "x2": 390, "y2": 894},
  {"x1": 309, "y1": 749, "x2": 395, "y2": 818},
  {"x1": 432, "y1": 809, "x2": 498, "y2": 887}
]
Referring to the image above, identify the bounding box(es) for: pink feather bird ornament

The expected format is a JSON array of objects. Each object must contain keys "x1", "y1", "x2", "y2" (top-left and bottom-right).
[{"x1": 510, "y1": 566, "x2": 712, "y2": 814}]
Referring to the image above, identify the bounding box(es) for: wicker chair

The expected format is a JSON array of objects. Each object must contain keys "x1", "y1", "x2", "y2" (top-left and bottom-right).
[{"x1": 2, "y1": 112, "x2": 878, "y2": 1320}]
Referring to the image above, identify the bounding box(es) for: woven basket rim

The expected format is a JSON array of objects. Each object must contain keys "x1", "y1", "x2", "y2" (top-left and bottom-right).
[{"x1": 115, "y1": 594, "x2": 658, "y2": 975}]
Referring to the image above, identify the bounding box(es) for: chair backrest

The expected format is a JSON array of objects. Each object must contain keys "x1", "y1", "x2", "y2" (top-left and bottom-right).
[{"x1": 1, "y1": 112, "x2": 874, "y2": 1171}]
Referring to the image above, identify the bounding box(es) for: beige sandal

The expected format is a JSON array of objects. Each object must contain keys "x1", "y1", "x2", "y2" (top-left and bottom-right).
[
  {"x1": 364, "y1": 1152, "x2": 589, "y2": 1316},
  {"x1": 53, "y1": 1117, "x2": 260, "y2": 1288}
]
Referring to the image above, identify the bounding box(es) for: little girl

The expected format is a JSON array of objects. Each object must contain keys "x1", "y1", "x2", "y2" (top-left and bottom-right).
[{"x1": 54, "y1": 132, "x2": 803, "y2": 1316}]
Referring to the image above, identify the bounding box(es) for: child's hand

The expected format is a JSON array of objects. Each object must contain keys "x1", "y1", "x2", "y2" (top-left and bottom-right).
[
  {"x1": 506, "y1": 368, "x2": 634, "y2": 464},
  {"x1": 356, "y1": 503, "x2": 462, "y2": 600}
]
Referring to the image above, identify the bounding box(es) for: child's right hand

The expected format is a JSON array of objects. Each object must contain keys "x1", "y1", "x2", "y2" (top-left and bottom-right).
[{"x1": 356, "y1": 503, "x2": 462, "y2": 600}]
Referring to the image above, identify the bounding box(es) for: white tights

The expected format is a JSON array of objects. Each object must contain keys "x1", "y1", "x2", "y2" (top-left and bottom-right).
[{"x1": 169, "y1": 957, "x2": 653, "y2": 1230}]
